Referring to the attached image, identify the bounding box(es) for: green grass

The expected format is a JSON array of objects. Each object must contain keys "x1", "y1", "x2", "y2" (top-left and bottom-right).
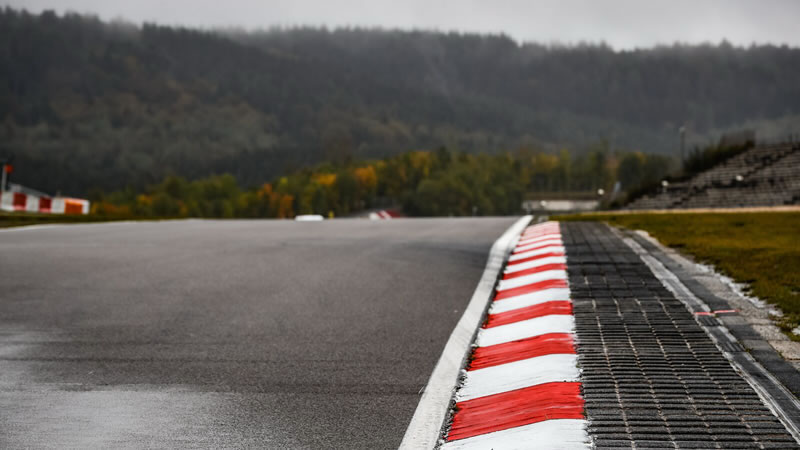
[{"x1": 555, "y1": 211, "x2": 800, "y2": 334}]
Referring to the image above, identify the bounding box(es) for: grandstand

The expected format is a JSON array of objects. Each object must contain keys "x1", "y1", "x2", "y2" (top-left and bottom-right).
[{"x1": 626, "y1": 142, "x2": 800, "y2": 209}]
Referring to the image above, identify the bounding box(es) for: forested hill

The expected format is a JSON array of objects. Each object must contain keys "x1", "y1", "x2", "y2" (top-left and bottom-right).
[{"x1": 2, "y1": 8, "x2": 800, "y2": 196}]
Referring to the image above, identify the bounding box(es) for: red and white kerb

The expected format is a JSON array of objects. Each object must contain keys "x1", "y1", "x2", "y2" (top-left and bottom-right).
[{"x1": 442, "y1": 221, "x2": 589, "y2": 450}]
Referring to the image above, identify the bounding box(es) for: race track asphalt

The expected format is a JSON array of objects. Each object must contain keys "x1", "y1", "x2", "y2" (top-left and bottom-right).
[{"x1": 0, "y1": 217, "x2": 517, "y2": 449}]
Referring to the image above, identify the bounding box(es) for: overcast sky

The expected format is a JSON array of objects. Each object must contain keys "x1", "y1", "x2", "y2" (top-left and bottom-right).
[{"x1": 4, "y1": 0, "x2": 800, "y2": 49}]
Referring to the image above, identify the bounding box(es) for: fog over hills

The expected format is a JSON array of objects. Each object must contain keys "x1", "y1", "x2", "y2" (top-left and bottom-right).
[{"x1": 2, "y1": 8, "x2": 799, "y2": 195}]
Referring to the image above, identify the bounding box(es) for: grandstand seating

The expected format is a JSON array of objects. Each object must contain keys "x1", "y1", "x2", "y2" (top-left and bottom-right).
[{"x1": 626, "y1": 143, "x2": 800, "y2": 209}]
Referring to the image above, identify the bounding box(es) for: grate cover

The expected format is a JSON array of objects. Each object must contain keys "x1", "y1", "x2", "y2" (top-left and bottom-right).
[{"x1": 562, "y1": 222, "x2": 798, "y2": 449}]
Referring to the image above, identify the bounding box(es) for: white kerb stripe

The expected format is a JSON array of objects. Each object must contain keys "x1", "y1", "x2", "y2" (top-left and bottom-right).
[
  {"x1": 520, "y1": 230, "x2": 559, "y2": 240},
  {"x1": 490, "y1": 287, "x2": 572, "y2": 314},
  {"x1": 525, "y1": 220, "x2": 558, "y2": 229},
  {"x1": 477, "y1": 314, "x2": 575, "y2": 347},
  {"x1": 441, "y1": 418, "x2": 590, "y2": 450},
  {"x1": 521, "y1": 227, "x2": 559, "y2": 236},
  {"x1": 521, "y1": 225, "x2": 559, "y2": 234},
  {"x1": 504, "y1": 256, "x2": 567, "y2": 274},
  {"x1": 456, "y1": 353, "x2": 580, "y2": 401},
  {"x1": 514, "y1": 238, "x2": 563, "y2": 253},
  {"x1": 497, "y1": 270, "x2": 567, "y2": 291},
  {"x1": 509, "y1": 245, "x2": 565, "y2": 262},
  {"x1": 516, "y1": 232, "x2": 562, "y2": 245}
]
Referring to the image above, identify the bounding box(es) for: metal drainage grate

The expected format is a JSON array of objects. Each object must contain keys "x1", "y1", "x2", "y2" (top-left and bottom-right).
[{"x1": 562, "y1": 222, "x2": 799, "y2": 449}]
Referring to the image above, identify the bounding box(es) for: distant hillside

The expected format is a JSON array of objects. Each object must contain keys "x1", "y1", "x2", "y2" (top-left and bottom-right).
[{"x1": 1, "y1": 8, "x2": 799, "y2": 195}]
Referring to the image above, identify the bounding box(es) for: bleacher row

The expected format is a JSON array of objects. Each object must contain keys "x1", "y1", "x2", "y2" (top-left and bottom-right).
[{"x1": 626, "y1": 143, "x2": 800, "y2": 210}]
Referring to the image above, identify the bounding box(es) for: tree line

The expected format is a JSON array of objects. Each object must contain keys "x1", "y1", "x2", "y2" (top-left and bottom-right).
[{"x1": 91, "y1": 148, "x2": 672, "y2": 217}]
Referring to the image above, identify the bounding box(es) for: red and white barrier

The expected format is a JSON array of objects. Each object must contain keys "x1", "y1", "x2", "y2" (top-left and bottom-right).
[
  {"x1": 368, "y1": 209, "x2": 401, "y2": 220},
  {"x1": 442, "y1": 221, "x2": 589, "y2": 449},
  {"x1": 1, "y1": 191, "x2": 89, "y2": 215}
]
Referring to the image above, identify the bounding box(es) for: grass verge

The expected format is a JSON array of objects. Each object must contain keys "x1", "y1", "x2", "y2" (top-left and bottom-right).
[{"x1": 554, "y1": 211, "x2": 800, "y2": 335}]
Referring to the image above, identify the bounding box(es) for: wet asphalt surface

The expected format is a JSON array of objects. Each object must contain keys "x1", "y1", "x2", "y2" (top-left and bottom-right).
[{"x1": 0, "y1": 217, "x2": 516, "y2": 449}]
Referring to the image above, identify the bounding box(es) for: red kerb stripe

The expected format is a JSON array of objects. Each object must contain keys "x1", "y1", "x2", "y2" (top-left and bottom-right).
[
  {"x1": 469, "y1": 332, "x2": 575, "y2": 370},
  {"x1": 447, "y1": 381, "x2": 584, "y2": 441},
  {"x1": 502, "y1": 263, "x2": 567, "y2": 280},
  {"x1": 484, "y1": 301, "x2": 573, "y2": 329},
  {"x1": 506, "y1": 251, "x2": 565, "y2": 267},
  {"x1": 494, "y1": 278, "x2": 568, "y2": 300}
]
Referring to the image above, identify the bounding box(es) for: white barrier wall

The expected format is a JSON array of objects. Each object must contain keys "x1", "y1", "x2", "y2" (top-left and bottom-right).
[
  {"x1": 25, "y1": 195, "x2": 40, "y2": 213},
  {"x1": 0, "y1": 191, "x2": 12, "y2": 212}
]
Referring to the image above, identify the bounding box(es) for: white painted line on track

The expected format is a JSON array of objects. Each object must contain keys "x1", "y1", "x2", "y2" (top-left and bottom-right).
[
  {"x1": 398, "y1": 215, "x2": 532, "y2": 450},
  {"x1": 489, "y1": 288, "x2": 572, "y2": 314},
  {"x1": 508, "y1": 245, "x2": 565, "y2": 261},
  {"x1": 455, "y1": 353, "x2": 580, "y2": 401},
  {"x1": 0, "y1": 220, "x2": 171, "y2": 233},
  {"x1": 440, "y1": 418, "x2": 590, "y2": 450},
  {"x1": 0, "y1": 224, "x2": 63, "y2": 233},
  {"x1": 476, "y1": 314, "x2": 575, "y2": 347}
]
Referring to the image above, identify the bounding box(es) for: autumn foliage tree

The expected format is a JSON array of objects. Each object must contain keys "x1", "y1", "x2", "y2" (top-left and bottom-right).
[{"x1": 91, "y1": 147, "x2": 671, "y2": 218}]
